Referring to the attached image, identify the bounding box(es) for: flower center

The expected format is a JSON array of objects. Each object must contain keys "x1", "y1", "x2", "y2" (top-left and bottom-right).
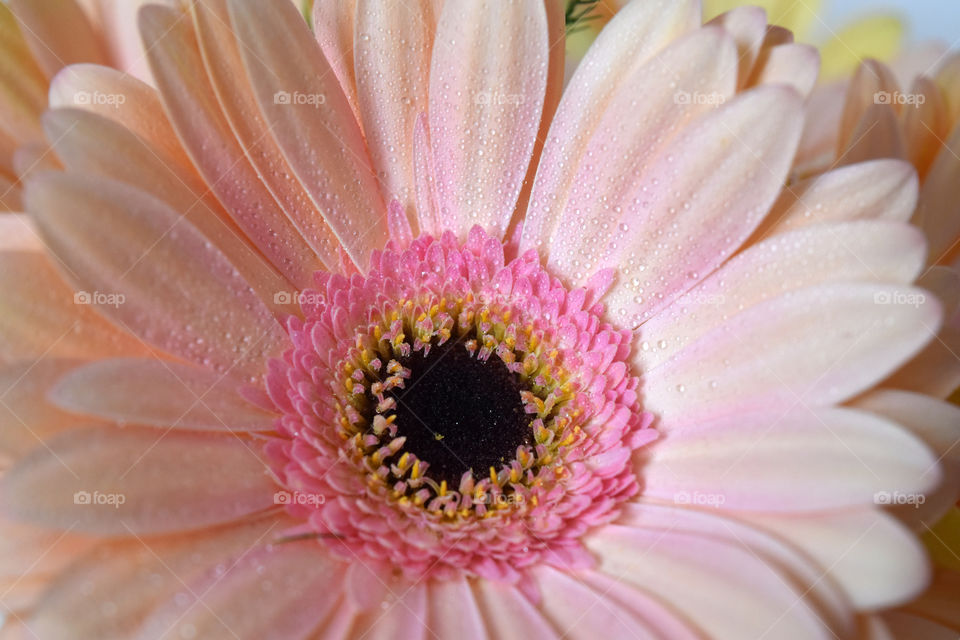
[{"x1": 381, "y1": 339, "x2": 532, "y2": 487}]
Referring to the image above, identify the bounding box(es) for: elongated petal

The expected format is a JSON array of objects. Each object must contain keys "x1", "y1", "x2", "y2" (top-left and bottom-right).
[
  {"x1": 641, "y1": 405, "x2": 939, "y2": 511},
  {"x1": 7, "y1": 0, "x2": 107, "y2": 77},
  {"x1": 51, "y1": 358, "x2": 277, "y2": 431},
  {"x1": 643, "y1": 283, "x2": 940, "y2": 422},
  {"x1": 745, "y1": 511, "x2": 931, "y2": 609},
  {"x1": 0, "y1": 426, "x2": 275, "y2": 535},
  {"x1": 226, "y1": 0, "x2": 388, "y2": 267},
  {"x1": 26, "y1": 172, "x2": 287, "y2": 380},
  {"x1": 428, "y1": 0, "x2": 550, "y2": 240},
  {"x1": 522, "y1": 0, "x2": 700, "y2": 247},
  {"x1": 638, "y1": 221, "x2": 927, "y2": 371},
  {"x1": 134, "y1": 542, "x2": 344, "y2": 640},
  {"x1": 140, "y1": 5, "x2": 325, "y2": 286},
  {"x1": 312, "y1": 0, "x2": 359, "y2": 118},
  {"x1": 425, "y1": 578, "x2": 487, "y2": 640},
  {"x1": 756, "y1": 159, "x2": 917, "y2": 238},
  {"x1": 0, "y1": 359, "x2": 86, "y2": 457}
]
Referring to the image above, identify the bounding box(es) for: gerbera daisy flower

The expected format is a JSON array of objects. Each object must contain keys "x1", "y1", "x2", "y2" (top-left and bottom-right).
[{"x1": 0, "y1": 1, "x2": 955, "y2": 638}]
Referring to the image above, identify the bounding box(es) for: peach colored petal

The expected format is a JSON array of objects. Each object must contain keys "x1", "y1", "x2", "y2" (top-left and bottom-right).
[
  {"x1": 585, "y1": 525, "x2": 833, "y2": 639},
  {"x1": 0, "y1": 175, "x2": 20, "y2": 211},
  {"x1": 26, "y1": 172, "x2": 287, "y2": 379},
  {"x1": 899, "y1": 568, "x2": 960, "y2": 632},
  {"x1": 531, "y1": 25, "x2": 739, "y2": 278},
  {"x1": 521, "y1": 0, "x2": 700, "y2": 248},
  {"x1": 750, "y1": 43, "x2": 820, "y2": 97},
  {"x1": 901, "y1": 76, "x2": 949, "y2": 179},
  {"x1": 794, "y1": 80, "x2": 847, "y2": 176},
  {"x1": 643, "y1": 283, "x2": 941, "y2": 423},
  {"x1": 354, "y1": 0, "x2": 438, "y2": 234},
  {"x1": 134, "y1": 542, "x2": 346, "y2": 640},
  {"x1": 0, "y1": 426, "x2": 276, "y2": 535},
  {"x1": 840, "y1": 103, "x2": 907, "y2": 166},
  {"x1": 7, "y1": 0, "x2": 108, "y2": 78},
  {"x1": 755, "y1": 159, "x2": 918, "y2": 238},
  {"x1": 745, "y1": 511, "x2": 931, "y2": 610},
  {"x1": 26, "y1": 516, "x2": 296, "y2": 639},
  {"x1": 12, "y1": 141, "x2": 61, "y2": 184},
  {"x1": 883, "y1": 268, "x2": 960, "y2": 397},
  {"x1": 642, "y1": 405, "x2": 938, "y2": 511},
  {"x1": 51, "y1": 358, "x2": 278, "y2": 431},
  {"x1": 139, "y1": 5, "x2": 326, "y2": 287},
  {"x1": 0, "y1": 519, "x2": 94, "y2": 580},
  {"x1": 428, "y1": 0, "x2": 550, "y2": 241},
  {"x1": 883, "y1": 612, "x2": 955, "y2": 639},
  {"x1": 0, "y1": 4, "x2": 47, "y2": 145},
  {"x1": 191, "y1": 0, "x2": 346, "y2": 272},
  {"x1": 638, "y1": 221, "x2": 927, "y2": 371},
  {"x1": 0, "y1": 359, "x2": 87, "y2": 457},
  {"x1": 707, "y1": 6, "x2": 767, "y2": 89},
  {"x1": 312, "y1": 0, "x2": 359, "y2": 120},
  {"x1": 82, "y1": 0, "x2": 160, "y2": 83},
  {"x1": 48, "y1": 64, "x2": 194, "y2": 176},
  {"x1": 0, "y1": 215, "x2": 148, "y2": 364},
  {"x1": 915, "y1": 123, "x2": 960, "y2": 263},
  {"x1": 43, "y1": 107, "x2": 295, "y2": 314},
  {"x1": 838, "y1": 60, "x2": 901, "y2": 154},
  {"x1": 588, "y1": 86, "x2": 802, "y2": 326},
  {"x1": 226, "y1": 0, "x2": 389, "y2": 268}
]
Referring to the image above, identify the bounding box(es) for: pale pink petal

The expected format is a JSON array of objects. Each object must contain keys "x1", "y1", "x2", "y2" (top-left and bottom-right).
[
  {"x1": 346, "y1": 581, "x2": 428, "y2": 640},
  {"x1": 7, "y1": 0, "x2": 108, "y2": 78},
  {"x1": 26, "y1": 172, "x2": 288, "y2": 379},
  {"x1": 82, "y1": 0, "x2": 158, "y2": 83},
  {"x1": 521, "y1": 0, "x2": 700, "y2": 247},
  {"x1": 0, "y1": 359, "x2": 86, "y2": 457},
  {"x1": 225, "y1": 0, "x2": 389, "y2": 267},
  {"x1": 134, "y1": 542, "x2": 345, "y2": 640},
  {"x1": 638, "y1": 221, "x2": 927, "y2": 371},
  {"x1": 580, "y1": 86, "x2": 802, "y2": 325},
  {"x1": 585, "y1": 525, "x2": 833, "y2": 639},
  {"x1": 0, "y1": 426, "x2": 275, "y2": 535},
  {"x1": 426, "y1": 578, "x2": 487, "y2": 640},
  {"x1": 744, "y1": 511, "x2": 931, "y2": 610},
  {"x1": 43, "y1": 107, "x2": 295, "y2": 313},
  {"x1": 794, "y1": 80, "x2": 847, "y2": 175},
  {"x1": 643, "y1": 283, "x2": 941, "y2": 422},
  {"x1": 191, "y1": 0, "x2": 346, "y2": 272},
  {"x1": 51, "y1": 358, "x2": 277, "y2": 431},
  {"x1": 139, "y1": 6, "x2": 326, "y2": 286},
  {"x1": 428, "y1": 0, "x2": 550, "y2": 240},
  {"x1": 533, "y1": 567, "x2": 699, "y2": 640},
  {"x1": 616, "y1": 502, "x2": 854, "y2": 635},
  {"x1": 756, "y1": 159, "x2": 918, "y2": 238},
  {"x1": 532, "y1": 25, "x2": 739, "y2": 282},
  {"x1": 838, "y1": 60, "x2": 901, "y2": 154},
  {"x1": 354, "y1": 0, "x2": 438, "y2": 234},
  {"x1": 26, "y1": 516, "x2": 295, "y2": 639},
  {"x1": 854, "y1": 389, "x2": 960, "y2": 527},
  {"x1": 0, "y1": 215, "x2": 149, "y2": 363},
  {"x1": 641, "y1": 405, "x2": 938, "y2": 511},
  {"x1": 472, "y1": 580, "x2": 559, "y2": 640}
]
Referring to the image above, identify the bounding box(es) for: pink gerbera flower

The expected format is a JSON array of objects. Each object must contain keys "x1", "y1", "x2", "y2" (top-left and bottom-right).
[{"x1": 0, "y1": 1, "x2": 956, "y2": 638}]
